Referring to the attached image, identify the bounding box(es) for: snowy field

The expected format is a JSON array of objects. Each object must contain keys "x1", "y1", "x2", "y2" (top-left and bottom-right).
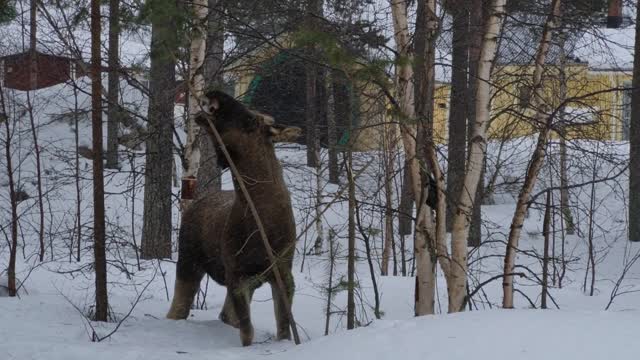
[{"x1": 2, "y1": 83, "x2": 640, "y2": 359}]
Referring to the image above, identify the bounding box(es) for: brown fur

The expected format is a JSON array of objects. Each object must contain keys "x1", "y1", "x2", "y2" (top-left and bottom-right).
[{"x1": 166, "y1": 91, "x2": 300, "y2": 347}]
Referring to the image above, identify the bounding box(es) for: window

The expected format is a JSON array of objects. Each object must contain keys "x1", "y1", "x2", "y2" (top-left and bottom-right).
[
  {"x1": 518, "y1": 85, "x2": 531, "y2": 108},
  {"x1": 622, "y1": 81, "x2": 632, "y2": 141},
  {"x1": 563, "y1": 106, "x2": 597, "y2": 126}
]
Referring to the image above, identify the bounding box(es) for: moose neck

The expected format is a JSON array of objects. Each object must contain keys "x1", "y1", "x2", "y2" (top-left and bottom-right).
[{"x1": 228, "y1": 140, "x2": 287, "y2": 202}]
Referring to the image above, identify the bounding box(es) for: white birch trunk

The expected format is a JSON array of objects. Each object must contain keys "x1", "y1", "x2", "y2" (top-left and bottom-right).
[
  {"x1": 183, "y1": 0, "x2": 208, "y2": 204},
  {"x1": 502, "y1": 0, "x2": 562, "y2": 309},
  {"x1": 391, "y1": 0, "x2": 438, "y2": 316},
  {"x1": 448, "y1": 0, "x2": 508, "y2": 313}
]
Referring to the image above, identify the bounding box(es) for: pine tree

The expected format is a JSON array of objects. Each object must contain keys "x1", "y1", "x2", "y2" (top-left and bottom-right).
[
  {"x1": 629, "y1": 1, "x2": 640, "y2": 242},
  {"x1": 91, "y1": 0, "x2": 109, "y2": 321},
  {"x1": 141, "y1": 0, "x2": 178, "y2": 259}
]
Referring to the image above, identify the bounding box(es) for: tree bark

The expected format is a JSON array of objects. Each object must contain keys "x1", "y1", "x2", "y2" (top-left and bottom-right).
[
  {"x1": 541, "y1": 190, "x2": 551, "y2": 309},
  {"x1": 141, "y1": 0, "x2": 177, "y2": 259},
  {"x1": 445, "y1": 0, "x2": 469, "y2": 234},
  {"x1": 557, "y1": 33, "x2": 575, "y2": 235},
  {"x1": 182, "y1": 0, "x2": 208, "y2": 207},
  {"x1": 346, "y1": 150, "x2": 356, "y2": 329},
  {"x1": 381, "y1": 98, "x2": 398, "y2": 275},
  {"x1": 502, "y1": 0, "x2": 561, "y2": 309},
  {"x1": 91, "y1": 0, "x2": 109, "y2": 321},
  {"x1": 28, "y1": 0, "x2": 45, "y2": 262},
  {"x1": 106, "y1": 0, "x2": 120, "y2": 169},
  {"x1": 413, "y1": 0, "x2": 441, "y2": 316},
  {"x1": 466, "y1": 0, "x2": 485, "y2": 248},
  {"x1": 328, "y1": 70, "x2": 340, "y2": 184},
  {"x1": 449, "y1": 0, "x2": 508, "y2": 313},
  {"x1": 304, "y1": 0, "x2": 323, "y2": 168},
  {"x1": 391, "y1": 0, "x2": 440, "y2": 315},
  {"x1": 629, "y1": 1, "x2": 640, "y2": 242},
  {"x1": 194, "y1": 0, "x2": 224, "y2": 196},
  {"x1": 1, "y1": 86, "x2": 18, "y2": 297},
  {"x1": 74, "y1": 85, "x2": 82, "y2": 262},
  {"x1": 398, "y1": 161, "x2": 413, "y2": 237}
]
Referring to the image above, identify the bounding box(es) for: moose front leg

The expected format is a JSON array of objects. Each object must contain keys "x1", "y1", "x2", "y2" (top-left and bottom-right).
[
  {"x1": 219, "y1": 285, "x2": 256, "y2": 328},
  {"x1": 227, "y1": 280, "x2": 254, "y2": 346},
  {"x1": 270, "y1": 269, "x2": 295, "y2": 341}
]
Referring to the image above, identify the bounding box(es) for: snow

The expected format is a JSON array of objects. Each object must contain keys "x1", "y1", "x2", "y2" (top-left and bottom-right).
[{"x1": 2, "y1": 111, "x2": 640, "y2": 359}]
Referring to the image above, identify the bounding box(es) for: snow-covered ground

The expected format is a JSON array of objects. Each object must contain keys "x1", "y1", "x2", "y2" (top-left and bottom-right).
[{"x1": 2, "y1": 81, "x2": 640, "y2": 359}]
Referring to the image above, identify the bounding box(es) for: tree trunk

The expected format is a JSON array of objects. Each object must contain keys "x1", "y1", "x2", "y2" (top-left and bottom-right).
[
  {"x1": 398, "y1": 161, "x2": 413, "y2": 237},
  {"x1": 141, "y1": 0, "x2": 177, "y2": 259},
  {"x1": 28, "y1": 0, "x2": 45, "y2": 262},
  {"x1": 304, "y1": 0, "x2": 323, "y2": 168},
  {"x1": 629, "y1": 1, "x2": 640, "y2": 242},
  {"x1": 557, "y1": 34, "x2": 575, "y2": 235},
  {"x1": 74, "y1": 85, "x2": 82, "y2": 262},
  {"x1": 466, "y1": 0, "x2": 485, "y2": 248},
  {"x1": 541, "y1": 190, "x2": 551, "y2": 309},
  {"x1": 182, "y1": 0, "x2": 208, "y2": 207},
  {"x1": 194, "y1": 0, "x2": 224, "y2": 196},
  {"x1": 445, "y1": 0, "x2": 469, "y2": 233},
  {"x1": 413, "y1": 0, "x2": 441, "y2": 316},
  {"x1": 106, "y1": 0, "x2": 120, "y2": 169},
  {"x1": 91, "y1": 0, "x2": 109, "y2": 321},
  {"x1": 328, "y1": 70, "x2": 340, "y2": 184},
  {"x1": 449, "y1": 0, "x2": 508, "y2": 313},
  {"x1": 381, "y1": 106, "x2": 397, "y2": 276},
  {"x1": 346, "y1": 143, "x2": 356, "y2": 329},
  {"x1": 1, "y1": 86, "x2": 18, "y2": 297},
  {"x1": 391, "y1": 0, "x2": 439, "y2": 315},
  {"x1": 502, "y1": 0, "x2": 561, "y2": 309}
]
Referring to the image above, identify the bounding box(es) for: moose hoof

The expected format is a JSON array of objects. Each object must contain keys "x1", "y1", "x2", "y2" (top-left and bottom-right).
[
  {"x1": 240, "y1": 326, "x2": 254, "y2": 346},
  {"x1": 276, "y1": 330, "x2": 291, "y2": 341},
  {"x1": 166, "y1": 307, "x2": 189, "y2": 320}
]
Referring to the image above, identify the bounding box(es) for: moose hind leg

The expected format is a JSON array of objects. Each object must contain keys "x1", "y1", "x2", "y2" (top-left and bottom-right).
[
  {"x1": 228, "y1": 282, "x2": 254, "y2": 346},
  {"x1": 167, "y1": 265, "x2": 204, "y2": 319},
  {"x1": 271, "y1": 270, "x2": 294, "y2": 341}
]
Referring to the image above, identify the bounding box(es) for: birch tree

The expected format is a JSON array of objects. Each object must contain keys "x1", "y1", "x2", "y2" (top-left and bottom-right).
[
  {"x1": 391, "y1": 0, "x2": 439, "y2": 315},
  {"x1": 502, "y1": 0, "x2": 562, "y2": 308},
  {"x1": 194, "y1": 0, "x2": 225, "y2": 196},
  {"x1": 448, "y1": 0, "x2": 508, "y2": 312},
  {"x1": 1, "y1": 85, "x2": 18, "y2": 297},
  {"x1": 181, "y1": 0, "x2": 208, "y2": 208}
]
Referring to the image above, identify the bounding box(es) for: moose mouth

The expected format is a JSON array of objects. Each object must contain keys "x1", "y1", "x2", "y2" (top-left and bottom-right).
[{"x1": 194, "y1": 111, "x2": 213, "y2": 128}]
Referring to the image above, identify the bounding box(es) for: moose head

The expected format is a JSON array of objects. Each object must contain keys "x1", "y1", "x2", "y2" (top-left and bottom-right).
[{"x1": 194, "y1": 90, "x2": 301, "y2": 169}]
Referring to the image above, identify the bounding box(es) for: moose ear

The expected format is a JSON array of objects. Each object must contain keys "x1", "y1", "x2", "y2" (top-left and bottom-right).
[
  {"x1": 269, "y1": 125, "x2": 302, "y2": 143},
  {"x1": 251, "y1": 110, "x2": 275, "y2": 126}
]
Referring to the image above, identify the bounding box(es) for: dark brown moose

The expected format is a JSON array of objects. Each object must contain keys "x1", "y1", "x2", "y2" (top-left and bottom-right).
[{"x1": 166, "y1": 90, "x2": 301, "y2": 346}]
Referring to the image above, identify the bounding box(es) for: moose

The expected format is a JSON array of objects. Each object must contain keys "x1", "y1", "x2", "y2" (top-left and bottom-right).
[{"x1": 166, "y1": 90, "x2": 301, "y2": 346}]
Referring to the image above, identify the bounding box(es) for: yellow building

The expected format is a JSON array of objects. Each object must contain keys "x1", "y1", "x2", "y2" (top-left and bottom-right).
[
  {"x1": 483, "y1": 64, "x2": 632, "y2": 141},
  {"x1": 225, "y1": 30, "x2": 634, "y2": 150}
]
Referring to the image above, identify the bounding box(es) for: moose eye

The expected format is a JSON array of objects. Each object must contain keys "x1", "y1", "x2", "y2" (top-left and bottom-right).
[{"x1": 199, "y1": 98, "x2": 210, "y2": 111}]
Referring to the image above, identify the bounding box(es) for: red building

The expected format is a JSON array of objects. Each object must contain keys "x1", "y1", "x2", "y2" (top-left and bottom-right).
[{"x1": 0, "y1": 50, "x2": 86, "y2": 91}]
